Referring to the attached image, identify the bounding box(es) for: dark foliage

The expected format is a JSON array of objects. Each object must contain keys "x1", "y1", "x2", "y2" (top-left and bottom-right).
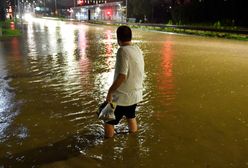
[
  {"x1": 127, "y1": 0, "x2": 248, "y2": 27},
  {"x1": 0, "y1": 0, "x2": 7, "y2": 21}
]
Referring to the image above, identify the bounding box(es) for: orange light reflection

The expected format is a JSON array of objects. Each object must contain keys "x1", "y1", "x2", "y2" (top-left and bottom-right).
[
  {"x1": 11, "y1": 38, "x2": 22, "y2": 59},
  {"x1": 158, "y1": 40, "x2": 176, "y2": 105},
  {"x1": 105, "y1": 30, "x2": 113, "y2": 66},
  {"x1": 78, "y1": 26, "x2": 90, "y2": 77}
]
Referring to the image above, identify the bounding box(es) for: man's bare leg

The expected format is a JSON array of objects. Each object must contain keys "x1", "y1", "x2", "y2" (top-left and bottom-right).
[
  {"x1": 104, "y1": 123, "x2": 115, "y2": 138},
  {"x1": 127, "y1": 118, "x2": 138, "y2": 133}
]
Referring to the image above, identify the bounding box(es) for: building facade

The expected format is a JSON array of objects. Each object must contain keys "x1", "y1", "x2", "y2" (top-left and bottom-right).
[{"x1": 71, "y1": 1, "x2": 125, "y2": 22}]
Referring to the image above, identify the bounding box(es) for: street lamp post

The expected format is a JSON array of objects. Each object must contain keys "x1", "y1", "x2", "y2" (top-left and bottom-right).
[
  {"x1": 18, "y1": 1, "x2": 23, "y2": 27},
  {"x1": 73, "y1": 0, "x2": 76, "y2": 19},
  {"x1": 126, "y1": 0, "x2": 128, "y2": 22},
  {"x1": 54, "y1": 0, "x2": 57, "y2": 16},
  {"x1": 14, "y1": 0, "x2": 17, "y2": 20},
  {"x1": 43, "y1": 0, "x2": 45, "y2": 15}
]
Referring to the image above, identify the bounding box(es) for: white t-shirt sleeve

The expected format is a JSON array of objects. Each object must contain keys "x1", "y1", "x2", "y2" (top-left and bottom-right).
[{"x1": 117, "y1": 48, "x2": 128, "y2": 75}]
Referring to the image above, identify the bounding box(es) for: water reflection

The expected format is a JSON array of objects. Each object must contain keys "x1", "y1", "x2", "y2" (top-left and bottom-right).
[
  {"x1": 93, "y1": 29, "x2": 117, "y2": 102},
  {"x1": 27, "y1": 23, "x2": 38, "y2": 58},
  {"x1": 78, "y1": 25, "x2": 91, "y2": 88},
  {"x1": 59, "y1": 24, "x2": 81, "y2": 93},
  {"x1": 105, "y1": 29, "x2": 114, "y2": 65},
  {"x1": 47, "y1": 21, "x2": 60, "y2": 55},
  {"x1": 1, "y1": 18, "x2": 248, "y2": 167},
  {"x1": 10, "y1": 38, "x2": 22, "y2": 60},
  {"x1": 159, "y1": 39, "x2": 176, "y2": 105},
  {"x1": 0, "y1": 131, "x2": 103, "y2": 167},
  {"x1": 78, "y1": 25, "x2": 88, "y2": 58},
  {"x1": 150, "y1": 38, "x2": 177, "y2": 120},
  {"x1": 88, "y1": 134, "x2": 142, "y2": 167},
  {"x1": 0, "y1": 45, "x2": 18, "y2": 142}
]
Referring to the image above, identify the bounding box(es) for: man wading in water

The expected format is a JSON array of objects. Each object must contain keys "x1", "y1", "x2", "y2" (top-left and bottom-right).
[{"x1": 105, "y1": 26, "x2": 145, "y2": 138}]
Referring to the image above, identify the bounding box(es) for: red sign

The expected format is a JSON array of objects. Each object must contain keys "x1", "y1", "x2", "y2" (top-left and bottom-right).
[{"x1": 77, "y1": 0, "x2": 84, "y2": 5}]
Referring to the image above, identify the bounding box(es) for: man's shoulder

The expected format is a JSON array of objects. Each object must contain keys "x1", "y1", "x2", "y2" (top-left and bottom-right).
[
  {"x1": 121, "y1": 45, "x2": 139, "y2": 49},
  {"x1": 117, "y1": 47, "x2": 125, "y2": 56},
  {"x1": 121, "y1": 45, "x2": 142, "y2": 53}
]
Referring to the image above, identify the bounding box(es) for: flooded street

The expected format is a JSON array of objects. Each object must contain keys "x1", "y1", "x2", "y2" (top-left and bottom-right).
[{"x1": 1, "y1": 18, "x2": 248, "y2": 167}]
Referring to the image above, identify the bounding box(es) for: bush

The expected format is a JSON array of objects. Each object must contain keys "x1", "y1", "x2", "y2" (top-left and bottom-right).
[
  {"x1": 166, "y1": 20, "x2": 173, "y2": 25},
  {"x1": 213, "y1": 21, "x2": 221, "y2": 29}
]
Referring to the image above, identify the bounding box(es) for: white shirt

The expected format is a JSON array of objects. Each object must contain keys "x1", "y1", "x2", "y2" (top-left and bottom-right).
[{"x1": 113, "y1": 45, "x2": 144, "y2": 106}]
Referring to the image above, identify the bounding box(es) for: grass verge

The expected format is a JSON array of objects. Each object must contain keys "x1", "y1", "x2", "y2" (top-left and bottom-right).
[
  {"x1": 0, "y1": 20, "x2": 22, "y2": 39},
  {"x1": 89, "y1": 21, "x2": 248, "y2": 41},
  {"x1": 145, "y1": 26, "x2": 248, "y2": 41}
]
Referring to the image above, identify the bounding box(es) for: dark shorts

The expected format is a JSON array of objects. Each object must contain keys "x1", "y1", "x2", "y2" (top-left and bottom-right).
[{"x1": 106, "y1": 104, "x2": 137, "y2": 125}]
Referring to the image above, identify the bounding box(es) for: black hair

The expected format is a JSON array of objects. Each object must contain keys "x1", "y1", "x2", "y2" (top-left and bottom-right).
[{"x1": 117, "y1": 26, "x2": 132, "y2": 42}]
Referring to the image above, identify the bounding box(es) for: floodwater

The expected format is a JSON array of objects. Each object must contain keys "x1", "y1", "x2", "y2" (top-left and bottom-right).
[{"x1": 0, "y1": 18, "x2": 248, "y2": 168}]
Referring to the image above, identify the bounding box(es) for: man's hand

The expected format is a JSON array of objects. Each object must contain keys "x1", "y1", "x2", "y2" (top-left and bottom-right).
[
  {"x1": 106, "y1": 91, "x2": 112, "y2": 102},
  {"x1": 106, "y1": 73, "x2": 126, "y2": 103}
]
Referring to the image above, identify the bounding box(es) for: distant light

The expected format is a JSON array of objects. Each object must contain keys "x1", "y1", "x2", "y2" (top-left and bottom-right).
[
  {"x1": 10, "y1": 21, "x2": 15, "y2": 30},
  {"x1": 96, "y1": 7, "x2": 101, "y2": 13},
  {"x1": 9, "y1": 6, "x2": 12, "y2": 13},
  {"x1": 35, "y1": 7, "x2": 41, "y2": 11},
  {"x1": 77, "y1": 0, "x2": 84, "y2": 5},
  {"x1": 23, "y1": 13, "x2": 33, "y2": 21}
]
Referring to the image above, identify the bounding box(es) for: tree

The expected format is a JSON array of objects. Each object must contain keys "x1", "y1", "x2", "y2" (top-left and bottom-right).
[
  {"x1": 150, "y1": 0, "x2": 172, "y2": 23},
  {"x1": 0, "y1": 0, "x2": 7, "y2": 21},
  {"x1": 128, "y1": 0, "x2": 152, "y2": 22},
  {"x1": 128, "y1": 0, "x2": 172, "y2": 23}
]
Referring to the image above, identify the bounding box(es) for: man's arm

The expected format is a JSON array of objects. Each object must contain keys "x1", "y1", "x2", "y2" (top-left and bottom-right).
[{"x1": 106, "y1": 73, "x2": 126, "y2": 102}]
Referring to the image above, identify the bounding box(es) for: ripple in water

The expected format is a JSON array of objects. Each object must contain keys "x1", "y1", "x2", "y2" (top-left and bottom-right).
[{"x1": 0, "y1": 60, "x2": 21, "y2": 142}]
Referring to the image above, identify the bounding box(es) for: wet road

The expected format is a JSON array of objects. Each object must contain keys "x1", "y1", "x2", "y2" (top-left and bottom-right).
[{"x1": 0, "y1": 18, "x2": 248, "y2": 167}]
